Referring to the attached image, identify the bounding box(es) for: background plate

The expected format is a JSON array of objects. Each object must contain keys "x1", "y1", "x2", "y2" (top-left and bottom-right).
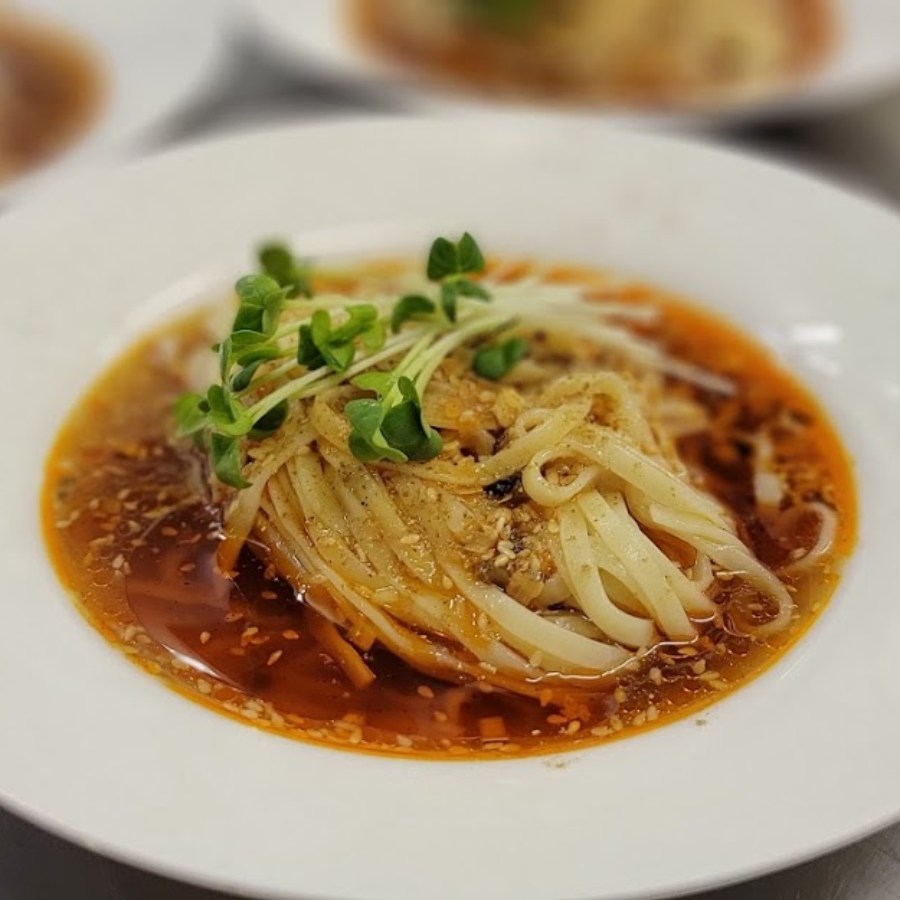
[
  {"x1": 0, "y1": 0, "x2": 233, "y2": 204},
  {"x1": 247, "y1": 0, "x2": 900, "y2": 127}
]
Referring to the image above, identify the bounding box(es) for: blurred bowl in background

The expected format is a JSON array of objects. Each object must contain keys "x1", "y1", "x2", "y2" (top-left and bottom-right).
[
  {"x1": 0, "y1": 0, "x2": 236, "y2": 206},
  {"x1": 245, "y1": 0, "x2": 900, "y2": 128}
]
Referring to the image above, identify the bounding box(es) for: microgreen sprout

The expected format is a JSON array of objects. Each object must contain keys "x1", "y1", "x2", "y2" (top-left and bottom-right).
[
  {"x1": 175, "y1": 232, "x2": 528, "y2": 487},
  {"x1": 473, "y1": 336, "x2": 529, "y2": 381},
  {"x1": 426, "y1": 232, "x2": 491, "y2": 323}
]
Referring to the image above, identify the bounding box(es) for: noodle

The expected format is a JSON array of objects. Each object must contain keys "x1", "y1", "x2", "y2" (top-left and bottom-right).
[{"x1": 190, "y1": 254, "x2": 834, "y2": 698}]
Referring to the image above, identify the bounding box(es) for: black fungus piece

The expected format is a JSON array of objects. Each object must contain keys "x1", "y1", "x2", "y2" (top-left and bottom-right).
[{"x1": 483, "y1": 472, "x2": 522, "y2": 501}]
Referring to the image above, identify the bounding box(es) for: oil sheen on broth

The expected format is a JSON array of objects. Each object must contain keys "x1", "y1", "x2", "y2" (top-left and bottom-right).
[{"x1": 42, "y1": 262, "x2": 856, "y2": 758}]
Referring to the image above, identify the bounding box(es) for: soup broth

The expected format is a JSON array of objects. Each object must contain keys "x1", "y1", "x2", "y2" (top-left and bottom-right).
[{"x1": 42, "y1": 262, "x2": 856, "y2": 758}]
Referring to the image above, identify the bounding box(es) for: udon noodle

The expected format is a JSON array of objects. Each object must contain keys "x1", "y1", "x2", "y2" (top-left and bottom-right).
[{"x1": 214, "y1": 252, "x2": 829, "y2": 696}]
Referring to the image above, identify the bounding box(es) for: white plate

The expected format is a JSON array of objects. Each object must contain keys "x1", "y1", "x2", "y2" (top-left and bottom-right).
[
  {"x1": 247, "y1": 0, "x2": 900, "y2": 126},
  {"x1": 0, "y1": 0, "x2": 234, "y2": 204},
  {"x1": 1, "y1": 118, "x2": 899, "y2": 900}
]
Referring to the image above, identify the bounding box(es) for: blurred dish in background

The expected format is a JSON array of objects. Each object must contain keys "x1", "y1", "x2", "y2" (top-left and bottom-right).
[
  {"x1": 351, "y1": 0, "x2": 834, "y2": 108},
  {"x1": 0, "y1": 12, "x2": 104, "y2": 186},
  {"x1": 249, "y1": 0, "x2": 900, "y2": 125},
  {"x1": 0, "y1": 0, "x2": 233, "y2": 202}
]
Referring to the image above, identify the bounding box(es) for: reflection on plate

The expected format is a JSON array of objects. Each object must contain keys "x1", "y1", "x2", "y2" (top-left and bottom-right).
[{"x1": 1, "y1": 119, "x2": 899, "y2": 900}]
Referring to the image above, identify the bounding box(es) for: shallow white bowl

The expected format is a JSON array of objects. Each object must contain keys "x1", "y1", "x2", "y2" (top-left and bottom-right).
[
  {"x1": 1, "y1": 118, "x2": 898, "y2": 900},
  {"x1": 247, "y1": 0, "x2": 900, "y2": 127}
]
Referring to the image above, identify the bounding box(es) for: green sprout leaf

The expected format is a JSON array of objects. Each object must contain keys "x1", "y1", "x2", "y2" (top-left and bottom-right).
[
  {"x1": 173, "y1": 392, "x2": 209, "y2": 437},
  {"x1": 352, "y1": 371, "x2": 393, "y2": 395},
  {"x1": 345, "y1": 398, "x2": 407, "y2": 463},
  {"x1": 205, "y1": 385, "x2": 253, "y2": 436},
  {"x1": 391, "y1": 294, "x2": 435, "y2": 333},
  {"x1": 472, "y1": 337, "x2": 528, "y2": 381},
  {"x1": 250, "y1": 400, "x2": 289, "y2": 438},
  {"x1": 427, "y1": 232, "x2": 486, "y2": 282},
  {"x1": 455, "y1": 277, "x2": 491, "y2": 300},
  {"x1": 457, "y1": 232, "x2": 485, "y2": 274},
  {"x1": 441, "y1": 281, "x2": 460, "y2": 323},
  {"x1": 380, "y1": 377, "x2": 442, "y2": 461},
  {"x1": 230, "y1": 359, "x2": 266, "y2": 392},
  {"x1": 427, "y1": 237, "x2": 460, "y2": 282},
  {"x1": 296, "y1": 306, "x2": 386, "y2": 374},
  {"x1": 210, "y1": 432, "x2": 250, "y2": 489},
  {"x1": 360, "y1": 319, "x2": 386, "y2": 352},
  {"x1": 235, "y1": 273, "x2": 282, "y2": 310},
  {"x1": 297, "y1": 322, "x2": 326, "y2": 369},
  {"x1": 258, "y1": 242, "x2": 313, "y2": 298}
]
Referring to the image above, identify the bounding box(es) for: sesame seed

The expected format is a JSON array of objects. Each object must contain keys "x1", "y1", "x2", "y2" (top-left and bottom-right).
[
  {"x1": 200, "y1": 631, "x2": 211, "y2": 645},
  {"x1": 417, "y1": 685, "x2": 435, "y2": 699},
  {"x1": 197, "y1": 679, "x2": 212, "y2": 695},
  {"x1": 241, "y1": 626, "x2": 259, "y2": 642},
  {"x1": 267, "y1": 650, "x2": 283, "y2": 666},
  {"x1": 697, "y1": 670, "x2": 721, "y2": 682},
  {"x1": 282, "y1": 629, "x2": 300, "y2": 640}
]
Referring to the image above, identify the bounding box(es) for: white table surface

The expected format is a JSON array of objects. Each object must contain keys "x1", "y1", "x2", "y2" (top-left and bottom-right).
[{"x1": 2, "y1": 28, "x2": 900, "y2": 900}]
